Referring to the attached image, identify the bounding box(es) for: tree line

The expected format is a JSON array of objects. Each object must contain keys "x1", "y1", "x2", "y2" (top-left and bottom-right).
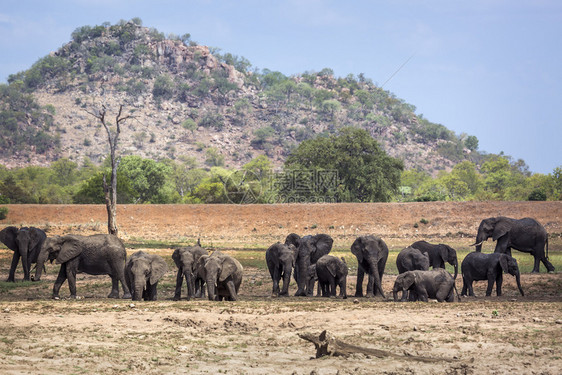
[{"x1": 0, "y1": 128, "x2": 559, "y2": 205}]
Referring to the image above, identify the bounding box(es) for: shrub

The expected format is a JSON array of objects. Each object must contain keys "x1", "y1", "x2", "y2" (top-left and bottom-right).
[{"x1": 0, "y1": 207, "x2": 8, "y2": 220}]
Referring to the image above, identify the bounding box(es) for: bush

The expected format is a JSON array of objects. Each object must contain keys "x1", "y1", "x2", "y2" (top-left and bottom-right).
[
  {"x1": 528, "y1": 189, "x2": 546, "y2": 201},
  {"x1": 152, "y1": 75, "x2": 174, "y2": 99},
  {"x1": 0, "y1": 207, "x2": 8, "y2": 220}
]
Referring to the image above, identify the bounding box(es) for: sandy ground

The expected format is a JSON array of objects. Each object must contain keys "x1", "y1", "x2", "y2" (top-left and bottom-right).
[{"x1": 0, "y1": 202, "x2": 561, "y2": 374}]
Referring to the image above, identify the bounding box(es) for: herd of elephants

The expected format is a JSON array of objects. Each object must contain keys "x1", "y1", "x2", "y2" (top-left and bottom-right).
[{"x1": 0, "y1": 216, "x2": 555, "y2": 302}]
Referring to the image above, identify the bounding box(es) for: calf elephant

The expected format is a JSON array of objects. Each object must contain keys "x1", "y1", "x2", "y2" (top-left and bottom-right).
[
  {"x1": 39, "y1": 234, "x2": 131, "y2": 299},
  {"x1": 472, "y1": 216, "x2": 554, "y2": 273},
  {"x1": 125, "y1": 251, "x2": 168, "y2": 301},
  {"x1": 461, "y1": 252, "x2": 524, "y2": 297},
  {"x1": 195, "y1": 251, "x2": 243, "y2": 301},
  {"x1": 266, "y1": 242, "x2": 298, "y2": 297},
  {"x1": 411, "y1": 240, "x2": 458, "y2": 279},
  {"x1": 315, "y1": 255, "x2": 348, "y2": 298},
  {"x1": 0, "y1": 226, "x2": 46, "y2": 282},
  {"x1": 393, "y1": 269, "x2": 455, "y2": 302},
  {"x1": 172, "y1": 246, "x2": 208, "y2": 300},
  {"x1": 395, "y1": 247, "x2": 430, "y2": 301},
  {"x1": 288, "y1": 233, "x2": 333, "y2": 296},
  {"x1": 351, "y1": 235, "x2": 388, "y2": 298}
]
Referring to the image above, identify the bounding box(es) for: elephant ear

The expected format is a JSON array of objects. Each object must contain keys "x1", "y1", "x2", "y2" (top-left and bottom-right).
[
  {"x1": 403, "y1": 272, "x2": 416, "y2": 290},
  {"x1": 351, "y1": 237, "x2": 364, "y2": 262},
  {"x1": 0, "y1": 226, "x2": 19, "y2": 251},
  {"x1": 326, "y1": 259, "x2": 338, "y2": 278},
  {"x1": 310, "y1": 234, "x2": 333, "y2": 263},
  {"x1": 149, "y1": 255, "x2": 169, "y2": 285},
  {"x1": 195, "y1": 255, "x2": 209, "y2": 278},
  {"x1": 438, "y1": 245, "x2": 448, "y2": 263},
  {"x1": 29, "y1": 228, "x2": 47, "y2": 254},
  {"x1": 219, "y1": 257, "x2": 238, "y2": 282},
  {"x1": 499, "y1": 255, "x2": 509, "y2": 273},
  {"x1": 56, "y1": 237, "x2": 82, "y2": 264},
  {"x1": 492, "y1": 220, "x2": 510, "y2": 241}
]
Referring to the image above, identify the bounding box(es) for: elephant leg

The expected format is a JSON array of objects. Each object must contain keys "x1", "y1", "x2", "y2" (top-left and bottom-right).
[
  {"x1": 7, "y1": 251, "x2": 19, "y2": 282},
  {"x1": 495, "y1": 273, "x2": 503, "y2": 296},
  {"x1": 485, "y1": 272, "x2": 495, "y2": 296},
  {"x1": 376, "y1": 259, "x2": 387, "y2": 297},
  {"x1": 355, "y1": 266, "x2": 365, "y2": 297},
  {"x1": 52, "y1": 265, "x2": 68, "y2": 299},
  {"x1": 225, "y1": 280, "x2": 238, "y2": 301},
  {"x1": 21, "y1": 251, "x2": 31, "y2": 281},
  {"x1": 416, "y1": 286, "x2": 428, "y2": 302},
  {"x1": 173, "y1": 268, "x2": 183, "y2": 300},
  {"x1": 461, "y1": 277, "x2": 467, "y2": 297},
  {"x1": 108, "y1": 276, "x2": 120, "y2": 298},
  {"x1": 66, "y1": 263, "x2": 78, "y2": 298},
  {"x1": 272, "y1": 267, "x2": 281, "y2": 296},
  {"x1": 330, "y1": 279, "x2": 337, "y2": 297},
  {"x1": 149, "y1": 283, "x2": 158, "y2": 301}
]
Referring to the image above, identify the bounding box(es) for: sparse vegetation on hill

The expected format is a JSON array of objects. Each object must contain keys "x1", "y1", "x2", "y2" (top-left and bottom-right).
[{"x1": 0, "y1": 18, "x2": 560, "y2": 203}]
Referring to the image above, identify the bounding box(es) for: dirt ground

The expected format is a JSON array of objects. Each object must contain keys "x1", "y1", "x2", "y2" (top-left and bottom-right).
[{"x1": 0, "y1": 202, "x2": 561, "y2": 374}]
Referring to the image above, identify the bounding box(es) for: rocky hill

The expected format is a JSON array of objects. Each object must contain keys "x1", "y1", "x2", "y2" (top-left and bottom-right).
[{"x1": 1, "y1": 20, "x2": 480, "y2": 173}]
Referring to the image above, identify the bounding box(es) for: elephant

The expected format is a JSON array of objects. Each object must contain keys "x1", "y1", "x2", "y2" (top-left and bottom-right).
[
  {"x1": 411, "y1": 240, "x2": 458, "y2": 279},
  {"x1": 350, "y1": 235, "x2": 388, "y2": 298},
  {"x1": 125, "y1": 251, "x2": 168, "y2": 301},
  {"x1": 195, "y1": 251, "x2": 243, "y2": 301},
  {"x1": 39, "y1": 234, "x2": 131, "y2": 299},
  {"x1": 395, "y1": 246, "x2": 430, "y2": 301},
  {"x1": 0, "y1": 226, "x2": 46, "y2": 282},
  {"x1": 393, "y1": 269, "x2": 455, "y2": 302},
  {"x1": 288, "y1": 233, "x2": 333, "y2": 296},
  {"x1": 265, "y1": 242, "x2": 298, "y2": 297},
  {"x1": 472, "y1": 216, "x2": 554, "y2": 273},
  {"x1": 461, "y1": 251, "x2": 524, "y2": 297},
  {"x1": 172, "y1": 245, "x2": 208, "y2": 300},
  {"x1": 315, "y1": 255, "x2": 348, "y2": 298}
]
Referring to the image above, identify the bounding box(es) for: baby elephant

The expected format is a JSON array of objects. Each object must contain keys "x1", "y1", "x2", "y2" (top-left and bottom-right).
[
  {"x1": 315, "y1": 255, "x2": 348, "y2": 298},
  {"x1": 393, "y1": 269, "x2": 455, "y2": 302},
  {"x1": 195, "y1": 251, "x2": 243, "y2": 301},
  {"x1": 396, "y1": 247, "x2": 430, "y2": 301},
  {"x1": 266, "y1": 242, "x2": 298, "y2": 297},
  {"x1": 172, "y1": 245, "x2": 208, "y2": 301},
  {"x1": 461, "y1": 252, "x2": 524, "y2": 297},
  {"x1": 125, "y1": 251, "x2": 169, "y2": 301}
]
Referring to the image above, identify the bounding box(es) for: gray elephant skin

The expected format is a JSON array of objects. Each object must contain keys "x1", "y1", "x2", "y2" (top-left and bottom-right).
[
  {"x1": 125, "y1": 251, "x2": 168, "y2": 301},
  {"x1": 286, "y1": 233, "x2": 333, "y2": 297},
  {"x1": 473, "y1": 216, "x2": 554, "y2": 273},
  {"x1": 172, "y1": 246, "x2": 208, "y2": 300},
  {"x1": 393, "y1": 269, "x2": 455, "y2": 302},
  {"x1": 40, "y1": 234, "x2": 131, "y2": 299},
  {"x1": 195, "y1": 251, "x2": 243, "y2": 301},
  {"x1": 0, "y1": 226, "x2": 46, "y2": 282},
  {"x1": 461, "y1": 252, "x2": 524, "y2": 297},
  {"x1": 350, "y1": 235, "x2": 388, "y2": 298},
  {"x1": 411, "y1": 240, "x2": 458, "y2": 279},
  {"x1": 266, "y1": 242, "x2": 298, "y2": 297},
  {"x1": 395, "y1": 246, "x2": 430, "y2": 301},
  {"x1": 315, "y1": 255, "x2": 348, "y2": 298}
]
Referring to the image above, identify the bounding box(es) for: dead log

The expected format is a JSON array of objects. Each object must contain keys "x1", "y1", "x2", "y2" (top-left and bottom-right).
[{"x1": 298, "y1": 330, "x2": 456, "y2": 363}]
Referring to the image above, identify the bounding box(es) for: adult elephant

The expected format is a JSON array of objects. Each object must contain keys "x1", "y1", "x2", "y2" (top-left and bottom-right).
[
  {"x1": 265, "y1": 242, "x2": 298, "y2": 297},
  {"x1": 315, "y1": 255, "x2": 348, "y2": 299},
  {"x1": 288, "y1": 233, "x2": 333, "y2": 297},
  {"x1": 395, "y1": 247, "x2": 430, "y2": 301},
  {"x1": 350, "y1": 235, "x2": 388, "y2": 298},
  {"x1": 0, "y1": 226, "x2": 46, "y2": 282},
  {"x1": 461, "y1": 252, "x2": 524, "y2": 297},
  {"x1": 393, "y1": 269, "x2": 455, "y2": 302},
  {"x1": 172, "y1": 246, "x2": 208, "y2": 301},
  {"x1": 411, "y1": 240, "x2": 458, "y2": 279},
  {"x1": 195, "y1": 251, "x2": 243, "y2": 301},
  {"x1": 125, "y1": 251, "x2": 168, "y2": 301},
  {"x1": 40, "y1": 234, "x2": 131, "y2": 299},
  {"x1": 472, "y1": 217, "x2": 554, "y2": 273}
]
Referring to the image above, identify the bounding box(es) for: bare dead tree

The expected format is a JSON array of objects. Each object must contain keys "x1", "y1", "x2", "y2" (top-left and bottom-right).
[{"x1": 85, "y1": 104, "x2": 134, "y2": 236}]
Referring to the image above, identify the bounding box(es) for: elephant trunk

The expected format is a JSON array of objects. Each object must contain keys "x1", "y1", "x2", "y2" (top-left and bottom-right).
[
  {"x1": 133, "y1": 279, "x2": 145, "y2": 301},
  {"x1": 295, "y1": 256, "x2": 309, "y2": 296},
  {"x1": 472, "y1": 232, "x2": 486, "y2": 252},
  {"x1": 392, "y1": 285, "x2": 400, "y2": 302},
  {"x1": 206, "y1": 277, "x2": 217, "y2": 301},
  {"x1": 183, "y1": 269, "x2": 194, "y2": 300},
  {"x1": 515, "y1": 271, "x2": 524, "y2": 296},
  {"x1": 368, "y1": 258, "x2": 384, "y2": 298},
  {"x1": 33, "y1": 247, "x2": 49, "y2": 281},
  {"x1": 452, "y1": 259, "x2": 458, "y2": 280}
]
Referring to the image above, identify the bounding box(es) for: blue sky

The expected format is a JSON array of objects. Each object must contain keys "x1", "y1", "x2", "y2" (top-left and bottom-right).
[{"x1": 1, "y1": 0, "x2": 560, "y2": 174}]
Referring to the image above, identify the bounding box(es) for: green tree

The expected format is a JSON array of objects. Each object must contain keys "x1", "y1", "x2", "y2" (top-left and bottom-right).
[
  {"x1": 464, "y1": 135, "x2": 479, "y2": 151},
  {"x1": 118, "y1": 156, "x2": 171, "y2": 203},
  {"x1": 50, "y1": 158, "x2": 78, "y2": 187},
  {"x1": 283, "y1": 127, "x2": 403, "y2": 202}
]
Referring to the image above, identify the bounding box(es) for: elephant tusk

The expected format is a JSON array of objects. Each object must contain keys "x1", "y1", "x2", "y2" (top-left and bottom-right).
[{"x1": 470, "y1": 241, "x2": 483, "y2": 247}]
